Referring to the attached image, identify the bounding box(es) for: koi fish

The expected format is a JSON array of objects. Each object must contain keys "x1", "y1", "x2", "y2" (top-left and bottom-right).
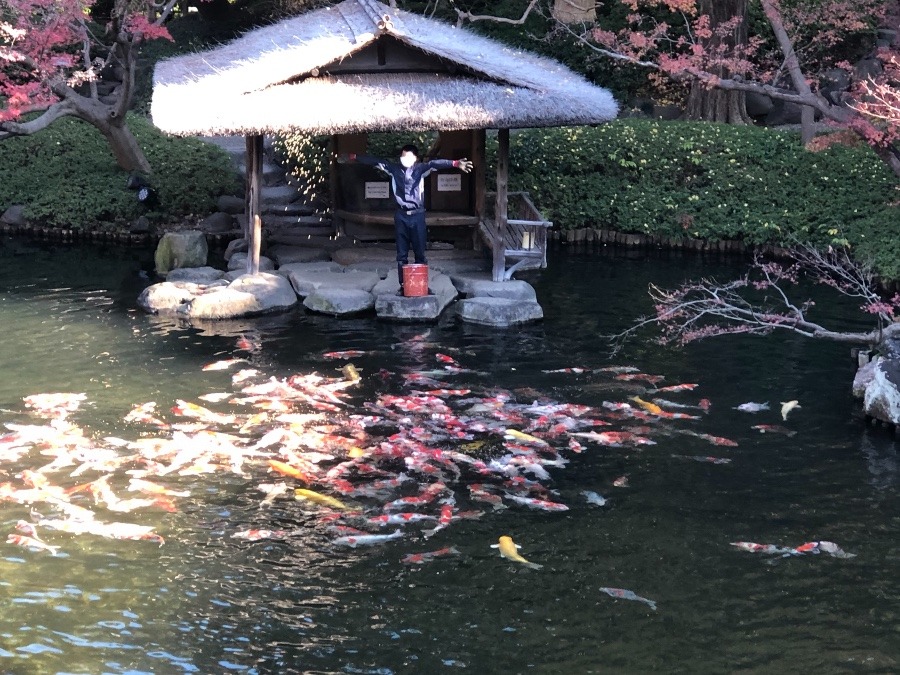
[
  {"x1": 581, "y1": 490, "x2": 607, "y2": 506},
  {"x1": 7, "y1": 534, "x2": 60, "y2": 555},
  {"x1": 268, "y1": 460, "x2": 313, "y2": 483},
  {"x1": 572, "y1": 431, "x2": 656, "y2": 447},
  {"x1": 615, "y1": 373, "x2": 664, "y2": 384},
  {"x1": 341, "y1": 364, "x2": 361, "y2": 383},
  {"x1": 362, "y1": 512, "x2": 437, "y2": 528},
  {"x1": 735, "y1": 402, "x2": 770, "y2": 413},
  {"x1": 171, "y1": 400, "x2": 236, "y2": 425},
  {"x1": 435, "y1": 353, "x2": 458, "y2": 365},
  {"x1": 541, "y1": 367, "x2": 588, "y2": 374},
  {"x1": 198, "y1": 392, "x2": 231, "y2": 403},
  {"x1": 468, "y1": 484, "x2": 507, "y2": 510},
  {"x1": 653, "y1": 383, "x2": 698, "y2": 393},
  {"x1": 751, "y1": 424, "x2": 797, "y2": 437},
  {"x1": 504, "y1": 494, "x2": 569, "y2": 512},
  {"x1": 780, "y1": 400, "x2": 801, "y2": 421},
  {"x1": 599, "y1": 587, "x2": 657, "y2": 611},
  {"x1": 201, "y1": 358, "x2": 246, "y2": 371},
  {"x1": 331, "y1": 530, "x2": 403, "y2": 547},
  {"x1": 231, "y1": 529, "x2": 287, "y2": 541},
  {"x1": 401, "y1": 546, "x2": 461, "y2": 564},
  {"x1": 629, "y1": 396, "x2": 663, "y2": 415},
  {"x1": 678, "y1": 429, "x2": 739, "y2": 447},
  {"x1": 613, "y1": 476, "x2": 629, "y2": 487},
  {"x1": 322, "y1": 350, "x2": 367, "y2": 359},
  {"x1": 594, "y1": 366, "x2": 640, "y2": 374},
  {"x1": 491, "y1": 535, "x2": 542, "y2": 570},
  {"x1": 504, "y1": 428, "x2": 549, "y2": 446},
  {"x1": 671, "y1": 454, "x2": 732, "y2": 465},
  {"x1": 294, "y1": 488, "x2": 351, "y2": 511},
  {"x1": 423, "y1": 389, "x2": 471, "y2": 397},
  {"x1": 127, "y1": 478, "x2": 190, "y2": 498}
]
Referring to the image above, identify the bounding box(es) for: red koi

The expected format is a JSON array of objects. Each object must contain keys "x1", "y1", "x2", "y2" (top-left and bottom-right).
[
  {"x1": 401, "y1": 546, "x2": 461, "y2": 565},
  {"x1": 322, "y1": 350, "x2": 366, "y2": 359},
  {"x1": 435, "y1": 353, "x2": 458, "y2": 365}
]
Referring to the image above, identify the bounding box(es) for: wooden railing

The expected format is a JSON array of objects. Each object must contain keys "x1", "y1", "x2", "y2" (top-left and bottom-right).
[{"x1": 483, "y1": 191, "x2": 553, "y2": 280}]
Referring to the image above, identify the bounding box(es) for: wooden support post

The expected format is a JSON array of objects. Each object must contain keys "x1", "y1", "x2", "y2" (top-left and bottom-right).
[
  {"x1": 246, "y1": 134, "x2": 264, "y2": 276},
  {"x1": 801, "y1": 105, "x2": 815, "y2": 145},
  {"x1": 493, "y1": 128, "x2": 509, "y2": 282}
]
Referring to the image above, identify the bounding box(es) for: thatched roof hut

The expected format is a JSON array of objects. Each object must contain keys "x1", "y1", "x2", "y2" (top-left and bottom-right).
[
  {"x1": 151, "y1": 0, "x2": 618, "y2": 136},
  {"x1": 150, "y1": 0, "x2": 619, "y2": 281}
]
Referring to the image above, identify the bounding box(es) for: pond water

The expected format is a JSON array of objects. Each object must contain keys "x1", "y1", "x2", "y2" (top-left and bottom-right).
[{"x1": 0, "y1": 236, "x2": 896, "y2": 674}]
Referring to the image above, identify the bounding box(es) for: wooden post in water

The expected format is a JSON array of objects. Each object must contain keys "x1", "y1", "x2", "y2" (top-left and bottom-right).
[
  {"x1": 493, "y1": 128, "x2": 509, "y2": 282},
  {"x1": 246, "y1": 134, "x2": 264, "y2": 276}
]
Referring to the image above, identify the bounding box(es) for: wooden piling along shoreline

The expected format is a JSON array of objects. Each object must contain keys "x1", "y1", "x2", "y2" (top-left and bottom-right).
[{"x1": 2, "y1": 222, "x2": 897, "y2": 293}]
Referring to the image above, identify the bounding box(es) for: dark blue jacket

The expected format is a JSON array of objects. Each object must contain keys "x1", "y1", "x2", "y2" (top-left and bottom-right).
[{"x1": 355, "y1": 154, "x2": 459, "y2": 212}]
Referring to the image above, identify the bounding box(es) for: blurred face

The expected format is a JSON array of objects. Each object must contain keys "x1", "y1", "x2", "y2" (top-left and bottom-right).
[{"x1": 400, "y1": 150, "x2": 416, "y2": 168}]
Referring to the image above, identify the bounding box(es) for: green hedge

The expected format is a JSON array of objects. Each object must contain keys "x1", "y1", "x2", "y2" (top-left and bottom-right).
[
  {"x1": 0, "y1": 114, "x2": 239, "y2": 230},
  {"x1": 508, "y1": 120, "x2": 900, "y2": 278}
]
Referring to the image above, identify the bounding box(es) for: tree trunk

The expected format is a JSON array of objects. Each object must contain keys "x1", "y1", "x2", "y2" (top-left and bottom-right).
[
  {"x1": 94, "y1": 117, "x2": 152, "y2": 175},
  {"x1": 683, "y1": 0, "x2": 752, "y2": 123}
]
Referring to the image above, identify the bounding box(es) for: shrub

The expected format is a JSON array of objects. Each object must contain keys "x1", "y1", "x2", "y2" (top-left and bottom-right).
[
  {"x1": 508, "y1": 120, "x2": 900, "y2": 276},
  {"x1": 0, "y1": 114, "x2": 239, "y2": 230}
]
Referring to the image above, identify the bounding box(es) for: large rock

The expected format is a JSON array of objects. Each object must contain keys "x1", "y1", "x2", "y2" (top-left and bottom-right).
[
  {"x1": 303, "y1": 289, "x2": 375, "y2": 316},
  {"x1": 199, "y1": 211, "x2": 236, "y2": 234},
  {"x1": 189, "y1": 273, "x2": 297, "y2": 319},
  {"x1": 227, "y1": 252, "x2": 275, "y2": 272},
  {"x1": 457, "y1": 297, "x2": 543, "y2": 327},
  {"x1": 862, "y1": 357, "x2": 900, "y2": 424},
  {"x1": 452, "y1": 275, "x2": 538, "y2": 302},
  {"x1": 745, "y1": 92, "x2": 773, "y2": 118},
  {"x1": 217, "y1": 195, "x2": 245, "y2": 214},
  {"x1": 852, "y1": 359, "x2": 877, "y2": 399},
  {"x1": 154, "y1": 231, "x2": 208, "y2": 275},
  {"x1": 138, "y1": 273, "x2": 297, "y2": 319},
  {"x1": 0, "y1": 205, "x2": 27, "y2": 227},
  {"x1": 165, "y1": 266, "x2": 226, "y2": 283}
]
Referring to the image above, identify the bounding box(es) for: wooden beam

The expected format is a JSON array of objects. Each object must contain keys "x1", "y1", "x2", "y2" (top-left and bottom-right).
[
  {"x1": 493, "y1": 128, "x2": 509, "y2": 282},
  {"x1": 246, "y1": 134, "x2": 264, "y2": 276}
]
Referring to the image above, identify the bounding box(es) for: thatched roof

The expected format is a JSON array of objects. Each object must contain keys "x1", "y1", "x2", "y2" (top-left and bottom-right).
[{"x1": 151, "y1": 0, "x2": 619, "y2": 137}]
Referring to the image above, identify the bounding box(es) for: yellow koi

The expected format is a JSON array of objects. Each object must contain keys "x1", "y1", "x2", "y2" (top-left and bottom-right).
[
  {"x1": 491, "y1": 535, "x2": 542, "y2": 570},
  {"x1": 503, "y1": 429, "x2": 548, "y2": 446},
  {"x1": 630, "y1": 396, "x2": 663, "y2": 415},
  {"x1": 294, "y1": 488, "x2": 351, "y2": 511}
]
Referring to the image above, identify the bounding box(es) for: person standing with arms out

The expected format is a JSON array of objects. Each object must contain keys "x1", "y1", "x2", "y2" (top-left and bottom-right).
[{"x1": 340, "y1": 145, "x2": 473, "y2": 294}]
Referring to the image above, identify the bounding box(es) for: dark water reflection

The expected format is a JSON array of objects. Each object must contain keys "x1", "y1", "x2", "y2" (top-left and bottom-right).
[{"x1": 0, "y1": 237, "x2": 896, "y2": 674}]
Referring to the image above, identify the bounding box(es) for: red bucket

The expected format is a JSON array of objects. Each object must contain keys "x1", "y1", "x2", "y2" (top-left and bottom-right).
[{"x1": 402, "y1": 264, "x2": 429, "y2": 297}]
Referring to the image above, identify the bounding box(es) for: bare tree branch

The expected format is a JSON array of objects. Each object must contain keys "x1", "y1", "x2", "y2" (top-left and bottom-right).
[{"x1": 453, "y1": 0, "x2": 540, "y2": 28}]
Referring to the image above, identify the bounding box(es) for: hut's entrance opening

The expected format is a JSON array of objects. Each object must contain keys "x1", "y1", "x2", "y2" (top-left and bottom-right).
[{"x1": 331, "y1": 129, "x2": 485, "y2": 249}]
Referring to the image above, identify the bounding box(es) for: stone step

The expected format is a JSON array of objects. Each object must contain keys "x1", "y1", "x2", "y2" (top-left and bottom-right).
[
  {"x1": 259, "y1": 184, "x2": 302, "y2": 205},
  {"x1": 237, "y1": 213, "x2": 333, "y2": 232},
  {"x1": 262, "y1": 202, "x2": 317, "y2": 217}
]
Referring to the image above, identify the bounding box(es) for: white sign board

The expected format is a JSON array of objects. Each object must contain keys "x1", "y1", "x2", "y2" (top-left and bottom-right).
[
  {"x1": 365, "y1": 182, "x2": 390, "y2": 199},
  {"x1": 436, "y1": 174, "x2": 462, "y2": 192}
]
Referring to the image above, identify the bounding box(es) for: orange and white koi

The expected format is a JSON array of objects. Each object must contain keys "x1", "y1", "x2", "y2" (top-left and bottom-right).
[
  {"x1": 572, "y1": 431, "x2": 656, "y2": 447},
  {"x1": 653, "y1": 383, "x2": 698, "y2": 393},
  {"x1": 127, "y1": 478, "x2": 190, "y2": 498},
  {"x1": 362, "y1": 512, "x2": 437, "y2": 528},
  {"x1": 541, "y1": 367, "x2": 588, "y2": 374}
]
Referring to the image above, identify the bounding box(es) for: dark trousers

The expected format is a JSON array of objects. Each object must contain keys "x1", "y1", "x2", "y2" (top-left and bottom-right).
[{"x1": 395, "y1": 210, "x2": 427, "y2": 287}]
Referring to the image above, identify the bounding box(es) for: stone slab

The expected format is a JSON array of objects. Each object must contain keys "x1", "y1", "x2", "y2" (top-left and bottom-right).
[
  {"x1": 268, "y1": 244, "x2": 331, "y2": 266},
  {"x1": 457, "y1": 297, "x2": 543, "y2": 327},
  {"x1": 286, "y1": 269, "x2": 380, "y2": 298},
  {"x1": 373, "y1": 270, "x2": 457, "y2": 321},
  {"x1": 452, "y1": 275, "x2": 538, "y2": 302},
  {"x1": 303, "y1": 289, "x2": 375, "y2": 316}
]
